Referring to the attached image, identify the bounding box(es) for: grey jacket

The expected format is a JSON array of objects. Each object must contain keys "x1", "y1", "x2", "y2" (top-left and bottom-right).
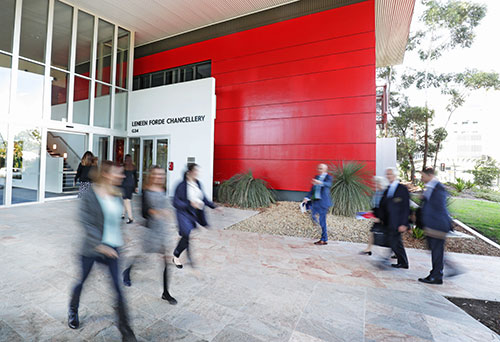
[{"x1": 78, "y1": 186, "x2": 110, "y2": 257}]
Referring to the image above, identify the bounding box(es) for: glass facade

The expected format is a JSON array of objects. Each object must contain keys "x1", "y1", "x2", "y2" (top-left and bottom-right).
[{"x1": 0, "y1": 0, "x2": 133, "y2": 206}]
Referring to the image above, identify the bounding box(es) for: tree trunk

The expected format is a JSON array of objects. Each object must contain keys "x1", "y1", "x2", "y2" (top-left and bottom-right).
[
  {"x1": 422, "y1": 115, "x2": 429, "y2": 171},
  {"x1": 409, "y1": 153, "x2": 416, "y2": 184},
  {"x1": 433, "y1": 141, "x2": 441, "y2": 170}
]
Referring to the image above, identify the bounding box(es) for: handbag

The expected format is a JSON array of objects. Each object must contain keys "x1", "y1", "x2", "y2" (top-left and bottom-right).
[{"x1": 372, "y1": 222, "x2": 390, "y2": 247}]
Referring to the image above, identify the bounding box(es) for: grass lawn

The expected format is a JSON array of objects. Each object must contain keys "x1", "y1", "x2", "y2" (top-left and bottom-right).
[{"x1": 448, "y1": 198, "x2": 500, "y2": 243}]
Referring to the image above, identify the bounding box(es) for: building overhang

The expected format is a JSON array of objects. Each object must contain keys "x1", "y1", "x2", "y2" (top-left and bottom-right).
[
  {"x1": 375, "y1": 0, "x2": 416, "y2": 67},
  {"x1": 66, "y1": 0, "x2": 415, "y2": 66}
]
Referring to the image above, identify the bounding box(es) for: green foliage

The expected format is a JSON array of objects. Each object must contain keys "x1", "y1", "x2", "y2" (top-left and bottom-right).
[
  {"x1": 470, "y1": 157, "x2": 500, "y2": 188},
  {"x1": 328, "y1": 162, "x2": 373, "y2": 217},
  {"x1": 472, "y1": 188, "x2": 500, "y2": 203},
  {"x1": 217, "y1": 171, "x2": 276, "y2": 209},
  {"x1": 412, "y1": 227, "x2": 425, "y2": 240},
  {"x1": 451, "y1": 178, "x2": 466, "y2": 192}
]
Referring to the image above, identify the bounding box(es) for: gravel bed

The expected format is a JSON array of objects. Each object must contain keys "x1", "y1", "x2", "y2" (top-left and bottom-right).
[{"x1": 226, "y1": 201, "x2": 500, "y2": 257}]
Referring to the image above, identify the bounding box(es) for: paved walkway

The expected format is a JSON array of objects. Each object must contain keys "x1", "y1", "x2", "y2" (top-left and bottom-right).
[{"x1": 0, "y1": 199, "x2": 499, "y2": 342}]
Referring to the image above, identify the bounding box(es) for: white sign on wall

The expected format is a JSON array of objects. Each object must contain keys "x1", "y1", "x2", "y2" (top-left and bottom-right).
[{"x1": 128, "y1": 77, "x2": 216, "y2": 199}]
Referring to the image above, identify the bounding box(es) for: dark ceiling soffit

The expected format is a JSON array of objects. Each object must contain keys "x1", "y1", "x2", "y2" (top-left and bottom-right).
[{"x1": 134, "y1": 0, "x2": 367, "y2": 59}]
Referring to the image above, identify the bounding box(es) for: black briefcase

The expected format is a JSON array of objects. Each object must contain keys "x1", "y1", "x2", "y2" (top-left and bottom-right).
[{"x1": 372, "y1": 222, "x2": 390, "y2": 247}]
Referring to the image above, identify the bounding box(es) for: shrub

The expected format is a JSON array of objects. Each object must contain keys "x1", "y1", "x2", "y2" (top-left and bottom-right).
[
  {"x1": 465, "y1": 180, "x2": 475, "y2": 190},
  {"x1": 451, "y1": 178, "x2": 466, "y2": 193},
  {"x1": 472, "y1": 188, "x2": 500, "y2": 203},
  {"x1": 412, "y1": 227, "x2": 425, "y2": 240},
  {"x1": 470, "y1": 157, "x2": 500, "y2": 188},
  {"x1": 217, "y1": 170, "x2": 276, "y2": 208},
  {"x1": 328, "y1": 162, "x2": 373, "y2": 217}
]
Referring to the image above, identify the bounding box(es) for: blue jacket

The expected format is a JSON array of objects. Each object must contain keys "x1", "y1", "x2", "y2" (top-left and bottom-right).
[
  {"x1": 421, "y1": 181, "x2": 452, "y2": 233},
  {"x1": 379, "y1": 183, "x2": 410, "y2": 233},
  {"x1": 306, "y1": 174, "x2": 333, "y2": 209},
  {"x1": 173, "y1": 178, "x2": 216, "y2": 237}
]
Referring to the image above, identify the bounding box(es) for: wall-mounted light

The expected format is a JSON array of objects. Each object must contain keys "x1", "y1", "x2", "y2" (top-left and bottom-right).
[
  {"x1": 63, "y1": 153, "x2": 68, "y2": 159},
  {"x1": 52, "y1": 144, "x2": 57, "y2": 150}
]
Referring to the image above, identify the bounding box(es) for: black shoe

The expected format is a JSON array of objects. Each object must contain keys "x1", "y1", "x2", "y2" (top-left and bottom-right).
[
  {"x1": 391, "y1": 263, "x2": 409, "y2": 269},
  {"x1": 126, "y1": 218, "x2": 134, "y2": 224},
  {"x1": 121, "y1": 215, "x2": 125, "y2": 220},
  {"x1": 68, "y1": 308, "x2": 79, "y2": 329},
  {"x1": 418, "y1": 276, "x2": 443, "y2": 285},
  {"x1": 359, "y1": 251, "x2": 372, "y2": 256},
  {"x1": 122, "y1": 268, "x2": 132, "y2": 287},
  {"x1": 162, "y1": 293, "x2": 178, "y2": 305},
  {"x1": 172, "y1": 257, "x2": 183, "y2": 269}
]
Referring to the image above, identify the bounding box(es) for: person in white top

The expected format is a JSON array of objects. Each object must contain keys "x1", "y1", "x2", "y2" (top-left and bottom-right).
[{"x1": 172, "y1": 164, "x2": 222, "y2": 268}]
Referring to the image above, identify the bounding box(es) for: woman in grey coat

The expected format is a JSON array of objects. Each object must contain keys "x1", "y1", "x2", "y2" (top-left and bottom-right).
[
  {"x1": 68, "y1": 161, "x2": 136, "y2": 342},
  {"x1": 122, "y1": 166, "x2": 177, "y2": 305}
]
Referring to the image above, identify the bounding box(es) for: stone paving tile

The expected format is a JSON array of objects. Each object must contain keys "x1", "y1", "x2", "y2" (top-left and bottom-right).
[{"x1": 2, "y1": 199, "x2": 500, "y2": 341}]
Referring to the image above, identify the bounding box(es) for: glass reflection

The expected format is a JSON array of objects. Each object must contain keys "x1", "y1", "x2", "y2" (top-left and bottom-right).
[
  {"x1": 73, "y1": 76, "x2": 90, "y2": 125},
  {"x1": 96, "y1": 19, "x2": 113, "y2": 83},
  {"x1": 114, "y1": 89, "x2": 127, "y2": 130},
  {"x1": 50, "y1": 68, "x2": 69, "y2": 121},
  {"x1": 0, "y1": 54, "x2": 12, "y2": 117},
  {"x1": 20, "y1": 0, "x2": 49, "y2": 63},
  {"x1": 0, "y1": 124, "x2": 7, "y2": 205},
  {"x1": 116, "y1": 28, "x2": 129, "y2": 88},
  {"x1": 94, "y1": 82, "x2": 110, "y2": 128},
  {"x1": 0, "y1": 0, "x2": 16, "y2": 53},
  {"x1": 11, "y1": 127, "x2": 41, "y2": 204},
  {"x1": 93, "y1": 134, "x2": 109, "y2": 161},
  {"x1": 17, "y1": 59, "x2": 44, "y2": 122},
  {"x1": 75, "y1": 10, "x2": 94, "y2": 76},
  {"x1": 51, "y1": 0, "x2": 73, "y2": 70}
]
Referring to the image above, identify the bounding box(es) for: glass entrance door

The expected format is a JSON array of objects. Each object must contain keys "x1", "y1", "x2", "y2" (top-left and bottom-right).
[{"x1": 139, "y1": 136, "x2": 169, "y2": 194}]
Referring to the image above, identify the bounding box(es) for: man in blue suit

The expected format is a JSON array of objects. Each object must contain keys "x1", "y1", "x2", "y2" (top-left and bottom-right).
[
  {"x1": 418, "y1": 167, "x2": 455, "y2": 285},
  {"x1": 303, "y1": 164, "x2": 333, "y2": 245}
]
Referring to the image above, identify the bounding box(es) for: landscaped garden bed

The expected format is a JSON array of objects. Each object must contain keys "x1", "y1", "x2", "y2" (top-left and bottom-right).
[
  {"x1": 446, "y1": 297, "x2": 500, "y2": 335},
  {"x1": 226, "y1": 201, "x2": 500, "y2": 257}
]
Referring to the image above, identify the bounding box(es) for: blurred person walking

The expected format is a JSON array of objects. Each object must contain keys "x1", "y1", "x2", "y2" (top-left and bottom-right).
[
  {"x1": 360, "y1": 176, "x2": 389, "y2": 255},
  {"x1": 172, "y1": 163, "x2": 220, "y2": 268},
  {"x1": 379, "y1": 167, "x2": 410, "y2": 269},
  {"x1": 68, "y1": 161, "x2": 136, "y2": 341},
  {"x1": 122, "y1": 166, "x2": 177, "y2": 304},
  {"x1": 418, "y1": 167, "x2": 460, "y2": 284},
  {"x1": 75, "y1": 151, "x2": 95, "y2": 198},
  {"x1": 302, "y1": 163, "x2": 333, "y2": 245},
  {"x1": 121, "y1": 154, "x2": 138, "y2": 224}
]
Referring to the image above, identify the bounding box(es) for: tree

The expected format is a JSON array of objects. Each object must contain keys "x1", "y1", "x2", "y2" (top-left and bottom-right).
[
  {"x1": 470, "y1": 157, "x2": 500, "y2": 188},
  {"x1": 431, "y1": 127, "x2": 448, "y2": 170},
  {"x1": 392, "y1": 0, "x2": 500, "y2": 170}
]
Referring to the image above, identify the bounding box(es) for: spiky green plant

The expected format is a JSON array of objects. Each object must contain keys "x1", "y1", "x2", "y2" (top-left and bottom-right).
[
  {"x1": 217, "y1": 170, "x2": 276, "y2": 208},
  {"x1": 328, "y1": 162, "x2": 373, "y2": 217}
]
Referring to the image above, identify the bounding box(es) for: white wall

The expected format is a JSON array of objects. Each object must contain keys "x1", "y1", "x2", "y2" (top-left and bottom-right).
[
  {"x1": 376, "y1": 138, "x2": 397, "y2": 177},
  {"x1": 128, "y1": 78, "x2": 216, "y2": 199}
]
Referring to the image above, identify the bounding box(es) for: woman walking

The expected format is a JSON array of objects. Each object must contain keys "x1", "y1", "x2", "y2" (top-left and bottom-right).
[
  {"x1": 121, "y1": 154, "x2": 137, "y2": 224},
  {"x1": 360, "y1": 176, "x2": 388, "y2": 255},
  {"x1": 172, "y1": 163, "x2": 220, "y2": 268},
  {"x1": 75, "y1": 151, "x2": 95, "y2": 198},
  {"x1": 68, "y1": 161, "x2": 136, "y2": 341},
  {"x1": 122, "y1": 165, "x2": 177, "y2": 305}
]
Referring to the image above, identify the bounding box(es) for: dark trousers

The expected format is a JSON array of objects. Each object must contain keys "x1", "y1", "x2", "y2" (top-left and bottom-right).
[
  {"x1": 174, "y1": 235, "x2": 189, "y2": 258},
  {"x1": 311, "y1": 201, "x2": 328, "y2": 241},
  {"x1": 70, "y1": 253, "x2": 124, "y2": 310},
  {"x1": 389, "y1": 232, "x2": 408, "y2": 267},
  {"x1": 427, "y1": 236, "x2": 445, "y2": 279}
]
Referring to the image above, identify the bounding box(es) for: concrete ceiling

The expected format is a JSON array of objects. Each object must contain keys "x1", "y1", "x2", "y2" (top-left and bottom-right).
[{"x1": 68, "y1": 0, "x2": 300, "y2": 47}]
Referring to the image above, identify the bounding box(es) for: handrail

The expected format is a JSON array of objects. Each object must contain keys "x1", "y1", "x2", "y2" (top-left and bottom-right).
[{"x1": 48, "y1": 132, "x2": 82, "y2": 160}]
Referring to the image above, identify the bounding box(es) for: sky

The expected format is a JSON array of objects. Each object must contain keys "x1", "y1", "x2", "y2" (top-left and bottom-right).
[{"x1": 391, "y1": 0, "x2": 500, "y2": 159}]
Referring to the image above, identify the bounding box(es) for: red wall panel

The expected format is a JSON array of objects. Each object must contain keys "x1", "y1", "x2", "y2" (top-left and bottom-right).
[{"x1": 134, "y1": 0, "x2": 376, "y2": 192}]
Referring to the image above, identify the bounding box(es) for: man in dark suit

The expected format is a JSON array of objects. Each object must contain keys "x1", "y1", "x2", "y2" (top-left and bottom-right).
[
  {"x1": 303, "y1": 164, "x2": 333, "y2": 245},
  {"x1": 418, "y1": 167, "x2": 454, "y2": 285},
  {"x1": 379, "y1": 167, "x2": 410, "y2": 268}
]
